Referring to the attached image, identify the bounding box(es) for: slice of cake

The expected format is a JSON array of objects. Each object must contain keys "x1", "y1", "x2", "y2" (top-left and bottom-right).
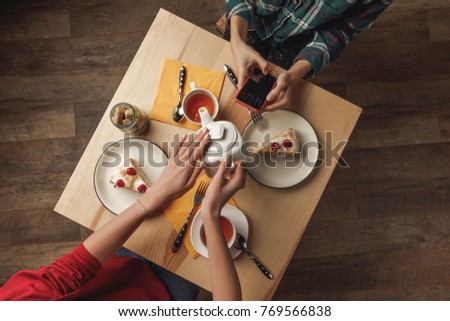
[
  {"x1": 110, "y1": 158, "x2": 151, "y2": 193},
  {"x1": 253, "y1": 128, "x2": 300, "y2": 156}
]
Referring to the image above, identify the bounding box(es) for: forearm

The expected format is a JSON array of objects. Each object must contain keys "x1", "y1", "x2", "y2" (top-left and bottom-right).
[
  {"x1": 229, "y1": 15, "x2": 248, "y2": 45},
  {"x1": 287, "y1": 59, "x2": 312, "y2": 81},
  {"x1": 83, "y1": 187, "x2": 163, "y2": 264},
  {"x1": 226, "y1": 0, "x2": 252, "y2": 43},
  {"x1": 203, "y1": 213, "x2": 242, "y2": 301},
  {"x1": 84, "y1": 129, "x2": 209, "y2": 266}
]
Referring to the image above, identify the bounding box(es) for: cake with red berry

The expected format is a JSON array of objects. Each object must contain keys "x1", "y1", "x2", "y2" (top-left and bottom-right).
[
  {"x1": 110, "y1": 158, "x2": 151, "y2": 193},
  {"x1": 254, "y1": 128, "x2": 300, "y2": 156}
]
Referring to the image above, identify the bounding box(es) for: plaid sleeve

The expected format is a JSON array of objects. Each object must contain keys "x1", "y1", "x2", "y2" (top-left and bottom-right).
[
  {"x1": 296, "y1": 0, "x2": 392, "y2": 77},
  {"x1": 226, "y1": 0, "x2": 254, "y2": 25}
]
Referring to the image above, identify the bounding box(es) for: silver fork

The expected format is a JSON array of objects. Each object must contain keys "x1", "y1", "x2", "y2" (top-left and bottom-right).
[
  {"x1": 172, "y1": 181, "x2": 209, "y2": 253},
  {"x1": 249, "y1": 110, "x2": 268, "y2": 133}
]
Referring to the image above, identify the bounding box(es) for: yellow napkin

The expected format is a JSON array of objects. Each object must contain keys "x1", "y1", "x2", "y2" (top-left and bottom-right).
[
  {"x1": 164, "y1": 174, "x2": 237, "y2": 258},
  {"x1": 150, "y1": 59, "x2": 225, "y2": 130}
]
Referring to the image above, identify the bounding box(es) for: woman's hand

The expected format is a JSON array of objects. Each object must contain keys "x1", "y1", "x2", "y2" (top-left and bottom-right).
[
  {"x1": 264, "y1": 59, "x2": 312, "y2": 111},
  {"x1": 229, "y1": 15, "x2": 268, "y2": 88},
  {"x1": 84, "y1": 130, "x2": 211, "y2": 265},
  {"x1": 141, "y1": 129, "x2": 210, "y2": 208},
  {"x1": 201, "y1": 159, "x2": 246, "y2": 300},
  {"x1": 231, "y1": 40, "x2": 269, "y2": 88},
  {"x1": 201, "y1": 160, "x2": 247, "y2": 220},
  {"x1": 264, "y1": 71, "x2": 295, "y2": 111}
]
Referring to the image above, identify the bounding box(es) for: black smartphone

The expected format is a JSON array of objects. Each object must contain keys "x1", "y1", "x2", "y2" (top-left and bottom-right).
[{"x1": 235, "y1": 68, "x2": 277, "y2": 112}]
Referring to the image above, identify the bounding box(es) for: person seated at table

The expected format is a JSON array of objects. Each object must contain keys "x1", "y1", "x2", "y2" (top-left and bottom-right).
[
  {"x1": 225, "y1": 0, "x2": 392, "y2": 110},
  {"x1": 0, "y1": 129, "x2": 246, "y2": 301}
]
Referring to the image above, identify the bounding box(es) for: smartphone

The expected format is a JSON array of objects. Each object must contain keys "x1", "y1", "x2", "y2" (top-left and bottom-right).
[{"x1": 235, "y1": 68, "x2": 277, "y2": 112}]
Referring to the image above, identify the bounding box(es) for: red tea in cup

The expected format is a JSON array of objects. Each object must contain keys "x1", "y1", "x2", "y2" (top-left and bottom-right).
[
  {"x1": 185, "y1": 93, "x2": 215, "y2": 123},
  {"x1": 182, "y1": 82, "x2": 219, "y2": 124},
  {"x1": 201, "y1": 216, "x2": 236, "y2": 247},
  {"x1": 219, "y1": 216, "x2": 234, "y2": 242}
]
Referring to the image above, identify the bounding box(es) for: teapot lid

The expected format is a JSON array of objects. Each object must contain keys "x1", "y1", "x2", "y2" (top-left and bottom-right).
[{"x1": 204, "y1": 121, "x2": 237, "y2": 155}]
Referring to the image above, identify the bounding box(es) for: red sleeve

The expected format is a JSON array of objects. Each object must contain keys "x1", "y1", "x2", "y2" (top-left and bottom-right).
[{"x1": 0, "y1": 243, "x2": 102, "y2": 300}]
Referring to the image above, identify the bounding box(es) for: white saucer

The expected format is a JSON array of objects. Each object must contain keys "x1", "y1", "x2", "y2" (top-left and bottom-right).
[
  {"x1": 93, "y1": 138, "x2": 168, "y2": 215},
  {"x1": 242, "y1": 109, "x2": 319, "y2": 188},
  {"x1": 190, "y1": 204, "x2": 249, "y2": 259}
]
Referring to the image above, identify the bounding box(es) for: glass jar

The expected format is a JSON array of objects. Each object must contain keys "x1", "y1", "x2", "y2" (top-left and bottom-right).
[{"x1": 110, "y1": 102, "x2": 148, "y2": 134}]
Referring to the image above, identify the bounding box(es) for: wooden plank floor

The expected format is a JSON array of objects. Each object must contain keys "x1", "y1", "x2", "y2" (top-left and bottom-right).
[{"x1": 0, "y1": 0, "x2": 449, "y2": 300}]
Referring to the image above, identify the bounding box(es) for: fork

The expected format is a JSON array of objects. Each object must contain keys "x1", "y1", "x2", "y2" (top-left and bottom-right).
[
  {"x1": 172, "y1": 181, "x2": 209, "y2": 253},
  {"x1": 249, "y1": 110, "x2": 268, "y2": 133}
]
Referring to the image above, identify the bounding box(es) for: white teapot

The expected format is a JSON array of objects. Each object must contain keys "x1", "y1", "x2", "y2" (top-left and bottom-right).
[{"x1": 198, "y1": 107, "x2": 243, "y2": 176}]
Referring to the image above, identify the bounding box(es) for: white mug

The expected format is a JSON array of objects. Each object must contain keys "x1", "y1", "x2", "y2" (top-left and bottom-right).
[{"x1": 182, "y1": 82, "x2": 219, "y2": 125}]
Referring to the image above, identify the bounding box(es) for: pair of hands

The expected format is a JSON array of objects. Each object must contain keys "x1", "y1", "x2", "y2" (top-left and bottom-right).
[
  {"x1": 143, "y1": 128, "x2": 246, "y2": 217},
  {"x1": 231, "y1": 37, "x2": 311, "y2": 111}
]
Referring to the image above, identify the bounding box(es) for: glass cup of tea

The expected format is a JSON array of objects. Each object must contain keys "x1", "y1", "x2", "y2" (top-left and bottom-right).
[
  {"x1": 200, "y1": 215, "x2": 236, "y2": 250},
  {"x1": 182, "y1": 82, "x2": 219, "y2": 125}
]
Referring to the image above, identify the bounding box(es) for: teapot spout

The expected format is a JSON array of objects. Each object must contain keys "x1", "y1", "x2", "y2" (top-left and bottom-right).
[{"x1": 199, "y1": 107, "x2": 214, "y2": 127}]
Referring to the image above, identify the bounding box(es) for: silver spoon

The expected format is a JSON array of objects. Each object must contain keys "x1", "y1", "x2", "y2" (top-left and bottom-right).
[
  {"x1": 172, "y1": 66, "x2": 186, "y2": 122},
  {"x1": 234, "y1": 233, "x2": 273, "y2": 279}
]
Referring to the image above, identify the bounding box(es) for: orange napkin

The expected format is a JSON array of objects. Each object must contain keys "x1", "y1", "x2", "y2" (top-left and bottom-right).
[
  {"x1": 150, "y1": 59, "x2": 225, "y2": 130},
  {"x1": 164, "y1": 174, "x2": 237, "y2": 258}
]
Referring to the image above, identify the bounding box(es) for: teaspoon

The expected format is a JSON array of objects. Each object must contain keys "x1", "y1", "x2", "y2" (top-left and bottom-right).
[
  {"x1": 172, "y1": 66, "x2": 186, "y2": 122},
  {"x1": 234, "y1": 233, "x2": 273, "y2": 280}
]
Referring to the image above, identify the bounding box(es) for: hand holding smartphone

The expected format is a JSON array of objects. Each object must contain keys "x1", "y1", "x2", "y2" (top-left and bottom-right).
[{"x1": 235, "y1": 68, "x2": 277, "y2": 112}]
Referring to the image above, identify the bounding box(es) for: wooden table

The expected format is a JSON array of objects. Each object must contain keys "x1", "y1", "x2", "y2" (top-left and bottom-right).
[{"x1": 54, "y1": 9, "x2": 361, "y2": 300}]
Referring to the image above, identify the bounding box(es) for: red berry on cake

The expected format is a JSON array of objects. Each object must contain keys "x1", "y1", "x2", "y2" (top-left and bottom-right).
[
  {"x1": 270, "y1": 142, "x2": 280, "y2": 152},
  {"x1": 126, "y1": 167, "x2": 136, "y2": 176},
  {"x1": 137, "y1": 184, "x2": 147, "y2": 193},
  {"x1": 283, "y1": 139, "x2": 292, "y2": 148}
]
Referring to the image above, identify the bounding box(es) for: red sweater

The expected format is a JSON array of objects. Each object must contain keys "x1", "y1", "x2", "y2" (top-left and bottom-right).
[{"x1": 0, "y1": 244, "x2": 169, "y2": 301}]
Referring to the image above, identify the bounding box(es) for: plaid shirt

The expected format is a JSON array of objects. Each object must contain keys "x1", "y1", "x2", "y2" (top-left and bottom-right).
[{"x1": 226, "y1": 0, "x2": 392, "y2": 76}]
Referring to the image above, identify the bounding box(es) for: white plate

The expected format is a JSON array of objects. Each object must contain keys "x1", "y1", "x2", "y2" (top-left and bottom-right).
[
  {"x1": 93, "y1": 138, "x2": 168, "y2": 215},
  {"x1": 190, "y1": 204, "x2": 249, "y2": 259},
  {"x1": 242, "y1": 109, "x2": 319, "y2": 188}
]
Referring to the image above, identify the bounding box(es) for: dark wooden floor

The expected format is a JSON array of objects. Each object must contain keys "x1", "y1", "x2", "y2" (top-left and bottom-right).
[{"x1": 0, "y1": 0, "x2": 449, "y2": 300}]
